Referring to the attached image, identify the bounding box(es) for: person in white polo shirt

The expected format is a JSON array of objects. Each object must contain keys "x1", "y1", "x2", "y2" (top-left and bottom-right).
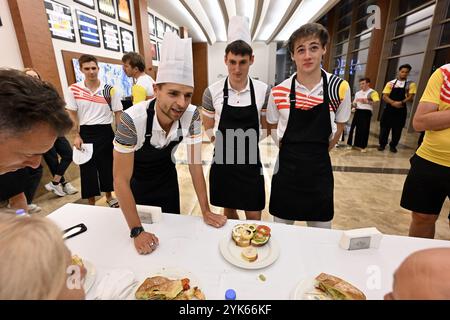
[
  {"x1": 266, "y1": 23, "x2": 351, "y2": 228},
  {"x1": 113, "y1": 32, "x2": 227, "y2": 255},
  {"x1": 347, "y1": 77, "x2": 380, "y2": 152},
  {"x1": 66, "y1": 54, "x2": 123, "y2": 207},
  {"x1": 202, "y1": 16, "x2": 270, "y2": 221},
  {"x1": 121, "y1": 52, "x2": 155, "y2": 107}
]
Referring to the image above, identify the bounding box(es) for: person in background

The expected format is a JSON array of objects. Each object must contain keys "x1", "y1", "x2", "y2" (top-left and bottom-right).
[
  {"x1": 122, "y1": 52, "x2": 155, "y2": 107},
  {"x1": 378, "y1": 64, "x2": 416, "y2": 153},
  {"x1": 23, "y1": 68, "x2": 78, "y2": 198},
  {"x1": 401, "y1": 63, "x2": 450, "y2": 238},
  {"x1": 384, "y1": 248, "x2": 450, "y2": 300},
  {"x1": 347, "y1": 77, "x2": 380, "y2": 152},
  {"x1": 66, "y1": 55, "x2": 122, "y2": 207},
  {"x1": 0, "y1": 214, "x2": 86, "y2": 299}
]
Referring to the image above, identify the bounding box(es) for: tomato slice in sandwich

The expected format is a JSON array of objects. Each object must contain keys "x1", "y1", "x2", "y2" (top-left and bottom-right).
[{"x1": 256, "y1": 225, "x2": 271, "y2": 236}]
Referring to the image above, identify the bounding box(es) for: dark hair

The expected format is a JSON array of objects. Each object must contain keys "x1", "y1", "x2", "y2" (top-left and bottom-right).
[
  {"x1": 288, "y1": 23, "x2": 329, "y2": 54},
  {"x1": 78, "y1": 54, "x2": 98, "y2": 68},
  {"x1": 122, "y1": 52, "x2": 146, "y2": 72},
  {"x1": 399, "y1": 64, "x2": 412, "y2": 71},
  {"x1": 225, "y1": 40, "x2": 253, "y2": 57},
  {"x1": 359, "y1": 77, "x2": 371, "y2": 83},
  {"x1": 0, "y1": 69, "x2": 73, "y2": 137}
]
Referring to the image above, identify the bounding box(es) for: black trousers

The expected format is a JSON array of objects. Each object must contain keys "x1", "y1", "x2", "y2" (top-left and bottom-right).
[
  {"x1": 79, "y1": 125, "x2": 114, "y2": 199},
  {"x1": 347, "y1": 109, "x2": 372, "y2": 149},
  {"x1": 379, "y1": 126, "x2": 403, "y2": 148},
  {"x1": 24, "y1": 166, "x2": 43, "y2": 204},
  {"x1": 43, "y1": 136, "x2": 73, "y2": 184}
]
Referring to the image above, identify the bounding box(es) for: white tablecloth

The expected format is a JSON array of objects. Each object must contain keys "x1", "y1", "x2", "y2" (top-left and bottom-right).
[{"x1": 48, "y1": 203, "x2": 449, "y2": 300}]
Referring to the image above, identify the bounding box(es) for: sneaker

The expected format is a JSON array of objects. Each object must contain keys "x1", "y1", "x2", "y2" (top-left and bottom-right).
[
  {"x1": 389, "y1": 146, "x2": 398, "y2": 153},
  {"x1": 63, "y1": 182, "x2": 78, "y2": 195},
  {"x1": 28, "y1": 204, "x2": 42, "y2": 214},
  {"x1": 45, "y1": 182, "x2": 66, "y2": 197},
  {"x1": 360, "y1": 148, "x2": 367, "y2": 153},
  {"x1": 377, "y1": 146, "x2": 385, "y2": 151}
]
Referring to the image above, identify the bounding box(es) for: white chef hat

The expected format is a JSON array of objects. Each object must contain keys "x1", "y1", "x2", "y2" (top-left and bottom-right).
[
  {"x1": 227, "y1": 16, "x2": 251, "y2": 46},
  {"x1": 156, "y1": 31, "x2": 194, "y2": 87}
]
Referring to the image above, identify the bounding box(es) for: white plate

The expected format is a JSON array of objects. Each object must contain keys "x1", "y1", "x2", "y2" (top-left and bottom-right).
[
  {"x1": 83, "y1": 260, "x2": 96, "y2": 294},
  {"x1": 290, "y1": 276, "x2": 331, "y2": 300},
  {"x1": 219, "y1": 235, "x2": 280, "y2": 269}
]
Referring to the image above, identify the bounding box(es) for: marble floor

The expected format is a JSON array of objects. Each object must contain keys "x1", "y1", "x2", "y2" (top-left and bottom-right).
[{"x1": 31, "y1": 121, "x2": 450, "y2": 240}]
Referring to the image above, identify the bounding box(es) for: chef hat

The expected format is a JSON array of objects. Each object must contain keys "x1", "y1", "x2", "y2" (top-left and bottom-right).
[
  {"x1": 227, "y1": 16, "x2": 251, "y2": 46},
  {"x1": 156, "y1": 31, "x2": 194, "y2": 87}
]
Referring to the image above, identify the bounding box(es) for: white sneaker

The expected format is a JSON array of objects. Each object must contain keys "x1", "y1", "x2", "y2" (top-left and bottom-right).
[
  {"x1": 45, "y1": 182, "x2": 66, "y2": 197},
  {"x1": 63, "y1": 182, "x2": 78, "y2": 195},
  {"x1": 28, "y1": 204, "x2": 42, "y2": 214}
]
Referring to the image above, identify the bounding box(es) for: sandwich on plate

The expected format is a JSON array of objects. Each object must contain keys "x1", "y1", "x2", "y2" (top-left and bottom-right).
[
  {"x1": 135, "y1": 276, "x2": 205, "y2": 300},
  {"x1": 312, "y1": 273, "x2": 366, "y2": 300}
]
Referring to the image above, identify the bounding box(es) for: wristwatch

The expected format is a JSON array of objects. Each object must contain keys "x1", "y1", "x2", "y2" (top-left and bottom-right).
[{"x1": 130, "y1": 226, "x2": 144, "y2": 238}]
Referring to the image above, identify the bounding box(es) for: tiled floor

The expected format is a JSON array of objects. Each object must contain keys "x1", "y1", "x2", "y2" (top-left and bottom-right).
[{"x1": 32, "y1": 122, "x2": 450, "y2": 240}]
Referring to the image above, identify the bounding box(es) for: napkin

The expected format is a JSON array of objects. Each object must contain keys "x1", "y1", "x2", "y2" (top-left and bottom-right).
[
  {"x1": 72, "y1": 144, "x2": 93, "y2": 165},
  {"x1": 93, "y1": 269, "x2": 138, "y2": 300}
]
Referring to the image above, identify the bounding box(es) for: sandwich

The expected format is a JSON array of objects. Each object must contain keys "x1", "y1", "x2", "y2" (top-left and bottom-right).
[
  {"x1": 71, "y1": 255, "x2": 84, "y2": 267},
  {"x1": 314, "y1": 273, "x2": 366, "y2": 300},
  {"x1": 241, "y1": 247, "x2": 258, "y2": 262},
  {"x1": 135, "y1": 276, "x2": 205, "y2": 300},
  {"x1": 231, "y1": 224, "x2": 271, "y2": 247}
]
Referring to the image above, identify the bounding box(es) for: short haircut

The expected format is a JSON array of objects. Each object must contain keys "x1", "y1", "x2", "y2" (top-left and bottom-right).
[
  {"x1": 359, "y1": 77, "x2": 371, "y2": 83},
  {"x1": 288, "y1": 23, "x2": 329, "y2": 54},
  {"x1": 0, "y1": 69, "x2": 73, "y2": 137},
  {"x1": 399, "y1": 64, "x2": 412, "y2": 71},
  {"x1": 0, "y1": 214, "x2": 69, "y2": 299},
  {"x1": 23, "y1": 67, "x2": 42, "y2": 80},
  {"x1": 78, "y1": 54, "x2": 98, "y2": 68},
  {"x1": 122, "y1": 52, "x2": 146, "y2": 72},
  {"x1": 225, "y1": 40, "x2": 253, "y2": 57}
]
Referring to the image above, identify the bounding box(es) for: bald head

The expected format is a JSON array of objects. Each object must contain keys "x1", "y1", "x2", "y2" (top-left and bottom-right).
[{"x1": 385, "y1": 248, "x2": 450, "y2": 300}]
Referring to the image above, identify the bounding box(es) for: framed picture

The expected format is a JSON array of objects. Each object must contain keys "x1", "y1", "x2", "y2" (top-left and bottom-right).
[
  {"x1": 100, "y1": 19, "x2": 120, "y2": 52},
  {"x1": 76, "y1": 10, "x2": 100, "y2": 47},
  {"x1": 120, "y1": 27, "x2": 135, "y2": 53},
  {"x1": 44, "y1": 0, "x2": 76, "y2": 42},
  {"x1": 150, "y1": 40, "x2": 157, "y2": 61},
  {"x1": 164, "y1": 22, "x2": 172, "y2": 36},
  {"x1": 157, "y1": 41, "x2": 162, "y2": 61},
  {"x1": 117, "y1": 0, "x2": 132, "y2": 25},
  {"x1": 97, "y1": 0, "x2": 116, "y2": 18},
  {"x1": 148, "y1": 13, "x2": 155, "y2": 36},
  {"x1": 74, "y1": 0, "x2": 95, "y2": 9},
  {"x1": 155, "y1": 16, "x2": 164, "y2": 39}
]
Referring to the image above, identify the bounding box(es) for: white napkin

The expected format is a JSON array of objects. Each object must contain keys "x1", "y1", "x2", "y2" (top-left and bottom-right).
[
  {"x1": 93, "y1": 269, "x2": 138, "y2": 300},
  {"x1": 136, "y1": 205, "x2": 163, "y2": 224},
  {"x1": 72, "y1": 144, "x2": 93, "y2": 165}
]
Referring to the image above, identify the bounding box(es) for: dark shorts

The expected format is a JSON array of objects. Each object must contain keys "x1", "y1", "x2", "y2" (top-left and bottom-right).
[{"x1": 401, "y1": 154, "x2": 450, "y2": 215}]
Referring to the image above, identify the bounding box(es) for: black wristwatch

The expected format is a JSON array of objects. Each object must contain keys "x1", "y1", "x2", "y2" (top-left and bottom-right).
[{"x1": 130, "y1": 226, "x2": 144, "y2": 238}]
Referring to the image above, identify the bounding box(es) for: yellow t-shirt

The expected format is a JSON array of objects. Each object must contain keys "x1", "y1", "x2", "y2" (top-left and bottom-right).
[
  {"x1": 382, "y1": 79, "x2": 417, "y2": 95},
  {"x1": 416, "y1": 64, "x2": 450, "y2": 167},
  {"x1": 131, "y1": 74, "x2": 155, "y2": 104}
]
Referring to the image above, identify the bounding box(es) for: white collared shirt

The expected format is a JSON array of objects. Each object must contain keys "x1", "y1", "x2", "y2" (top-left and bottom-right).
[
  {"x1": 202, "y1": 77, "x2": 270, "y2": 134},
  {"x1": 66, "y1": 80, "x2": 122, "y2": 125}
]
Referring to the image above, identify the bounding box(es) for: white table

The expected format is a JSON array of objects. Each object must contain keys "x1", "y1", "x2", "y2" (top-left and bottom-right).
[{"x1": 48, "y1": 203, "x2": 449, "y2": 300}]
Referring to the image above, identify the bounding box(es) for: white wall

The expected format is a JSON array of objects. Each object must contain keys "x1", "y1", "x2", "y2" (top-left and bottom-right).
[
  {"x1": 207, "y1": 41, "x2": 277, "y2": 87},
  {"x1": 52, "y1": 0, "x2": 138, "y2": 100},
  {"x1": 0, "y1": 0, "x2": 23, "y2": 69}
]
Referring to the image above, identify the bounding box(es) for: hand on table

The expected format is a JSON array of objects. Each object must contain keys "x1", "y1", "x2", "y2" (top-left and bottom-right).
[{"x1": 134, "y1": 231, "x2": 159, "y2": 255}]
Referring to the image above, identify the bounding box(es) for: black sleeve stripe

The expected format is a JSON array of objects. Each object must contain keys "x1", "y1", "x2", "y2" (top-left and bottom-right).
[{"x1": 327, "y1": 74, "x2": 343, "y2": 113}]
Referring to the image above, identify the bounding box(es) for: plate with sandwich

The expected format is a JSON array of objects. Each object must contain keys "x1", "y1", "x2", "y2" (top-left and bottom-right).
[
  {"x1": 72, "y1": 255, "x2": 96, "y2": 294},
  {"x1": 219, "y1": 223, "x2": 280, "y2": 269},
  {"x1": 291, "y1": 273, "x2": 366, "y2": 300},
  {"x1": 134, "y1": 267, "x2": 206, "y2": 300}
]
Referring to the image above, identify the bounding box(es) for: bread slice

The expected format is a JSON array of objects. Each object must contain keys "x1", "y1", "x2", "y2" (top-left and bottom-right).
[
  {"x1": 315, "y1": 273, "x2": 366, "y2": 300},
  {"x1": 241, "y1": 247, "x2": 258, "y2": 262},
  {"x1": 135, "y1": 276, "x2": 183, "y2": 300}
]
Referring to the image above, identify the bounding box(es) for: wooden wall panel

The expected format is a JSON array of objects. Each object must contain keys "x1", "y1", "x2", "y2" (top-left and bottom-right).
[
  {"x1": 192, "y1": 43, "x2": 208, "y2": 106},
  {"x1": 134, "y1": 0, "x2": 153, "y2": 73}
]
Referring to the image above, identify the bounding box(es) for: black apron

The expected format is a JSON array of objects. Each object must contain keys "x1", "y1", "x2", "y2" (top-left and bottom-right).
[
  {"x1": 209, "y1": 78, "x2": 265, "y2": 211},
  {"x1": 380, "y1": 79, "x2": 407, "y2": 128},
  {"x1": 269, "y1": 71, "x2": 334, "y2": 221},
  {"x1": 130, "y1": 99, "x2": 183, "y2": 214}
]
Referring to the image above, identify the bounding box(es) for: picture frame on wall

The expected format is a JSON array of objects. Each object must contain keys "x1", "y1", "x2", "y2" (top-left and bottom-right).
[
  {"x1": 117, "y1": 0, "x2": 132, "y2": 25},
  {"x1": 155, "y1": 16, "x2": 164, "y2": 39},
  {"x1": 120, "y1": 27, "x2": 135, "y2": 53},
  {"x1": 74, "y1": 0, "x2": 95, "y2": 9},
  {"x1": 100, "y1": 19, "x2": 120, "y2": 52},
  {"x1": 150, "y1": 40, "x2": 157, "y2": 61},
  {"x1": 148, "y1": 13, "x2": 155, "y2": 37},
  {"x1": 44, "y1": 0, "x2": 76, "y2": 42},
  {"x1": 97, "y1": 0, "x2": 116, "y2": 18},
  {"x1": 76, "y1": 10, "x2": 101, "y2": 47},
  {"x1": 164, "y1": 22, "x2": 172, "y2": 36}
]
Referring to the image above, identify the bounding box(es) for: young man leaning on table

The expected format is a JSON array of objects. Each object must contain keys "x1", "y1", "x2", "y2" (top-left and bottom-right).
[{"x1": 113, "y1": 32, "x2": 227, "y2": 255}]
